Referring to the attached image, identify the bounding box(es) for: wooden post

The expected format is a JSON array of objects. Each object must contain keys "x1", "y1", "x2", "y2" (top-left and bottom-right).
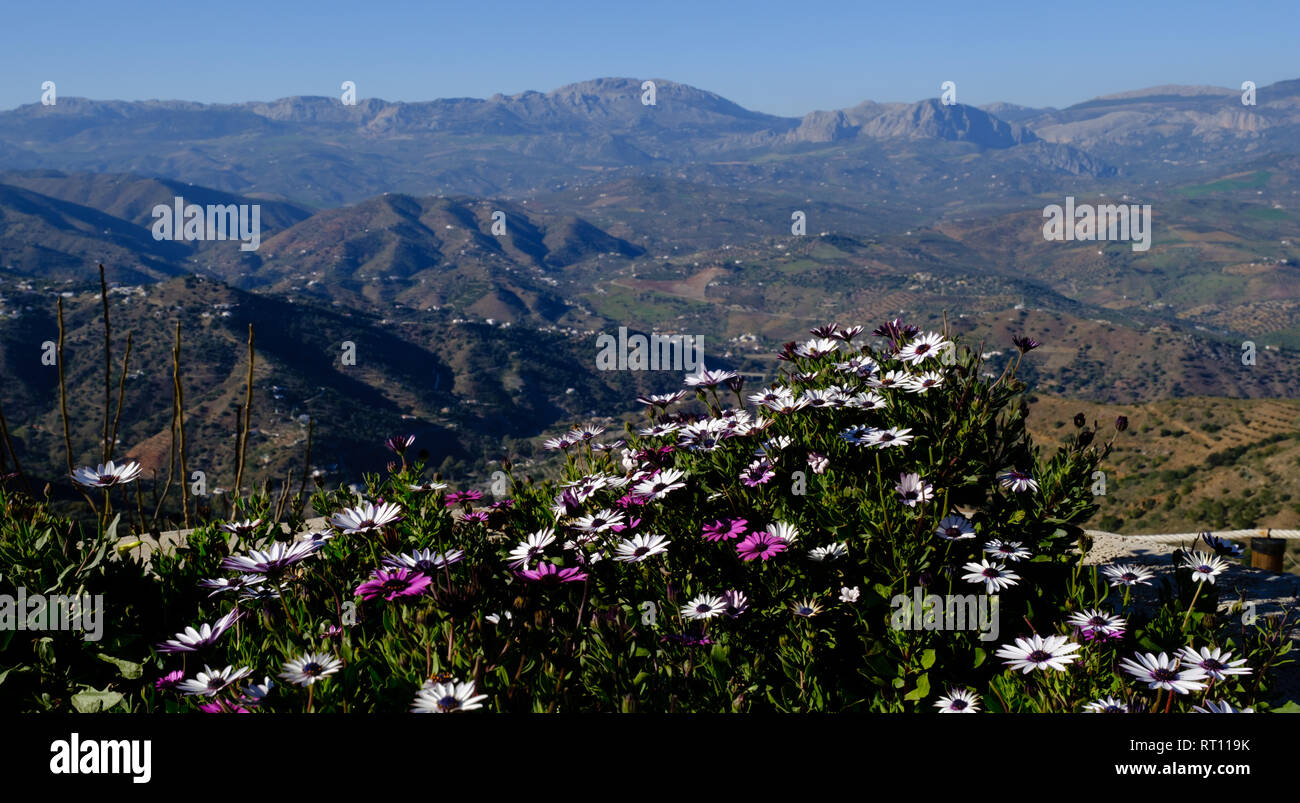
[{"x1": 1250, "y1": 530, "x2": 1284, "y2": 572}]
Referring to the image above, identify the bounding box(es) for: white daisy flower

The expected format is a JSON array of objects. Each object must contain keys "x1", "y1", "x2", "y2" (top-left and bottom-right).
[
  {"x1": 766, "y1": 521, "x2": 800, "y2": 544},
  {"x1": 1180, "y1": 551, "x2": 1229, "y2": 584},
  {"x1": 935, "y1": 515, "x2": 975, "y2": 541},
  {"x1": 681, "y1": 594, "x2": 727, "y2": 620},
  {"x1": 995, "y1": 634, "x2": 1080, "y2": 673},
  {"x1": 839, "y1": 426, "x2": 877, "y2": 446},
  {"x1": 845, "y1": 391, "x2": 887, "y2": 410},
  {"x1": 412, "y1": 678, "x2": 488, "y2": 713},
  {"x1": 961, "y1": 559, "x2": 1021, "y2": 593},
  {"x1": 1083, "y1": 696, "x2": 1133, "y2": 713},
  {"x1": 279, "y1": 652, "x2": 343, "y2": 687},
  {"x1": 935, "y1": 688, "x2": 981, "y2": 713},
  {"x1": 895, "y1": 472, "x2": 933, "y2": 507},
  {"x1": 177, "y1": 665, "x2": 253, "y2": 696},
  {"x1": 409, "y1": 481, "x2": 449, "y2": 492},
  {"x1": 506, "y1": 528, "x2": 557, "y2": 568},
  {"x1": 383, "y1": 548, "x2": 464, "y2": 573},
  {"x1": 1102, "y1": 563, "x2": 1156, "y2": 587},
  {"x1": 1192, "y1": 700, "x2": 1254, "y2": 713},
  {"x1": 807, "y1": 452, "x2": 830, "y2": 474},
  {"x1": 633, "y1": 468, "x2": 688, "y2": 501},
  {"x1": 218, "y1": 518, "x2": 263, "y2": 536},
  {"x1": 156, "y1": 609, "x2": 242, "y2": 653},
  {"x1": 905, "y1": 371, "x2": 945, "y2": 394},
  {"x1": 839, "y1": 586, "x2": 860, "y2": 603},
  {"x1": 984, "y1": 539, "x2": 1031, "y2": 562},
  {"x1": 329, "y1": 501, "x2": 403, "y2": 534},
  {"x1": 220, "y1": 540, "x2": 320, "y2": 574},
  {"x1": 1176, "y1": 646, "x2": 1252, "y2": 680},
  {"x1": 868, "y1": 370, "x2": 911, "y2": 390},
  {"x1": 998, "y1": 470, "x2": 1038, "y2": 493},
  {"x1": 791, "y1": 597, "x2": 823, "y2": 617},
  {"x1": 71, "y1": 459, "x2": 142, "y2": 488},
  {"x1": 684, "y1": 368, "x2": 738, "y2": 388},
  {"x1": 1119, "y1": 651, "x2": 1209, "y2": 694},
  {"x1": 639, "y1": 423, "x2": 681, "y2": 438},
  {"x1": 613, "y1": 533, "x2": 670, "y2": 563},
  {"x1": 197, "y1": 574, "x2": 265, "y2": 598},
  {"x1": 1067, "y1": 608, "x2": 1127, "y2": 639},
  {"x1": 808, "y1": 542, "x2": 847, "y2": 562},
  {"x1": 794, "y1": 338, "x2": 840, "y2": 358},
  {"x1": 868, "y1": 427, "x2": 914, "y2": 449},
  {"x1": 834, "y1": 355, "x2": 879, "y2": 377},
  {"x1": 897, "y1": 332, "x2": 950, "y2": 364},
  {"x1": 573, "y1": 508, "x2": 626, "y2": 534}
]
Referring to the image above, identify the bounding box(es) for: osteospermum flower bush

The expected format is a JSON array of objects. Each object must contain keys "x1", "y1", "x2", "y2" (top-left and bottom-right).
[{"x1": 4, "y1": 320, "x2": 1293, "y2": 713}]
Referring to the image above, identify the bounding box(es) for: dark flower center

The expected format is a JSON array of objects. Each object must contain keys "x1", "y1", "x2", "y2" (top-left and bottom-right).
[
  {"x1": 1202, "y1": 659, "x2": 1223, "y2": 672},
  {"x1": 1153, "y1": 668, "x2": 1177, "y2": 682},
  {"x1": 381, "y1": 578, "x2": 408, "y2": 593},
  {"x1": 438, "y1": 696, "x2": 460, "y2": 711},
  {"x1": 303, "y1": 663, "x2": 323, "y2": 677},
  {"x1": 1026, "y1": 650, "x2": 1050, "y2": 663},
  {"x1": 949, "y1": 699, "x2": 967, "y2": 710}
]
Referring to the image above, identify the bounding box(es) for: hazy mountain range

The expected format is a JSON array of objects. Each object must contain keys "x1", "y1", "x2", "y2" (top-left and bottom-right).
[{"x1": 0, "y1": 76, "x2": 1297, "y2": 528}]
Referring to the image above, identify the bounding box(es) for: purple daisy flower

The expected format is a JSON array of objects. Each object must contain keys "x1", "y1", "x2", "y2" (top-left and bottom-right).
[
  {"x1": 444, "y1": 490, "x2": 484, "y2": 507},
  {"x1": 1011, "y1": 335, "x2": 1041, "y2": 353},
  {"x1": 516, "y1": 562, "x2": 587, "y2": 584},
  {"x1": 155, "y1": 669, "x2": 185, "y2": 691},
  {"x1": 385, "y1": 434, "x2": 415, "y2": 454},
  {"x1": 739, "y1": 459, "x2": 775, "y2": 487},
  {"x1": 736, "y1": 532, "x2": 788, "y2": 562},
  {"x1": 702, "y1": 518, "x2": 748, "y2": 542},
  {"x1": 355, "y1": 568, "x2": 433, "y2": 601}
]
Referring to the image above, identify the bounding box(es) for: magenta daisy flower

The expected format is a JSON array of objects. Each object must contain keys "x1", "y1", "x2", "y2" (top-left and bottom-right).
[
  {"x1": 155, "y1": 669, "x2": 185, "y2": 691},
  {"x1": 355, "y1": 568, "x2": 432, "y2": 601},
  {"x1": 516, "y1": 562, "x2": 588, "y2": 584},
  {"x1": 385, "y1": 434, "x2": 415, "y2": 454},
  {"x1": 739, "y1": 459, "x2": 775, "y2": 487},
  {"x1": 736, "y1": 532, "x2": 788, "y2": 562},
  {"x1": 703, "y1": 519, "x2": 748, "y2": 542},
  {"x1": 445, "y1": 489, "x2": 484, "y2": 507},
  {"x1": 460, "y1": 511, "x2": 490, "y2": 524}
]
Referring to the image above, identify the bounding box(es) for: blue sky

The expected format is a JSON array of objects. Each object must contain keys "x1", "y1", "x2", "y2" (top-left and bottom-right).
[{"x1": 1, "y1": 0, "x2": 1295, "y2": 115}]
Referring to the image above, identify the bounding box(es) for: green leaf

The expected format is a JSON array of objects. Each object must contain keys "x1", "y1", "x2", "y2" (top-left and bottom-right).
[
  {"x1": 1271, "y1": 699, "x2": 1300, "y2": 714},
  {"x1": 973, "y1": 647, "x2": 987, "y2": 668},
  {"x1": 71, "y1": 688, "x2": 124, "y2": 713},
  {"x1": 97, "y1": 653, "x2": 143, "y2": 680},
  {"x1": 903, "y1": 673, "x2": 930, "y2": 701},
  {"x1": 1008, "y1": 510, "x2": 1027, "y2": 524},
  {"x1": 920, "y1": 649, "x2": 936, "y2": 670}
]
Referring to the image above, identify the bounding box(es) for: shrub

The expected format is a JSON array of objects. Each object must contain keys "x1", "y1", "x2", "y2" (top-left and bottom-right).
[{"x1": 1, "y1": 321, "x2": 1292, "y2": 713}]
